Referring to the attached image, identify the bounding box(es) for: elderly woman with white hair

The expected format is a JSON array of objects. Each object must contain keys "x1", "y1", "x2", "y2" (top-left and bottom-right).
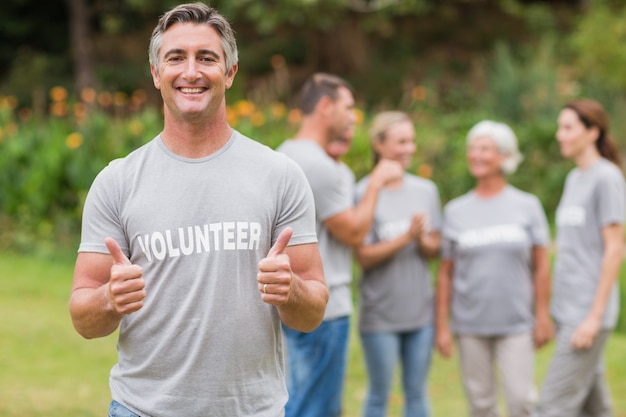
[{"x1": 435, "y1": 120, "x2": 554, "y2": 417}]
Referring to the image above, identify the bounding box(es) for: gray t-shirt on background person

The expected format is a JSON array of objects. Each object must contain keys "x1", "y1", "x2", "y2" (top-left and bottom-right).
[
  {"x1": 355, "y1": 173, "x2": 441, "y2": 333},
  {"x1": 79, "y1": 131, "x2": 317, "y2": 417},
  {"x1": 277, "y1": 139, "x2": 354, "y2": 320},
  {"x1": 552, "y1": 158, "x2": 625, "y2": 329},
  {"x1": 441, "y1": 185, "x2": 550, "y2": 336}
]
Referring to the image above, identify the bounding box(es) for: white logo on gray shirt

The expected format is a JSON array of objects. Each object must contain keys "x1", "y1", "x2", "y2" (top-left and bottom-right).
[
  {"x1": 556, "y1": 206, "x2": 586, "y2": 227},
  {"x1": 137, "y1": 221, "x2": 262, "y2": 261},
  {"x1": 459, "y1": 224, "x2": 527, "y2": 248}
]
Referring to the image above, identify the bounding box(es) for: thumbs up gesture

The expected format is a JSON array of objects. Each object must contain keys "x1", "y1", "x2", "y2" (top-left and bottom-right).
[
  {"x1": 257, "y1": 227, "x2": 294, "y2": 306},
  {"x1": 105, "y1": 237, "x2": 146, "y2": 315}
]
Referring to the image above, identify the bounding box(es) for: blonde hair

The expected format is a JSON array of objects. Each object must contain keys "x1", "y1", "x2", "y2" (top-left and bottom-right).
[{"x1": 368, "y1": 111, "x2": 411, "y2": 164}]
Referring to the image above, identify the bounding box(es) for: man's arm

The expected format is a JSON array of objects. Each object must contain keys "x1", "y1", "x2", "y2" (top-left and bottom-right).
[
  {"x1": 69, "y1": 238, "x2": 145, "y2": 339},
  {"x1": 325, "y1": 159, "x2": 403, "y2": 248},
  {"x1": 257, "y1": 228, "x2": 328, "y2": 332}
]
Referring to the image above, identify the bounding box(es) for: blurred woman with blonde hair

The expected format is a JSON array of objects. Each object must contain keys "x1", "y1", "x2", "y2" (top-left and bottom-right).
[{"x1": 355, "y1": 111, "x2": 441, "y2": 417}]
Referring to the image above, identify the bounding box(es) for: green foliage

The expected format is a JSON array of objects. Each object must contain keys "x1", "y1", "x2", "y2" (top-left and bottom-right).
[
  {"x1": 0, "y1": 94, "x2": 160, "y2": 252},
  {"x1": 476, "y1": 38, "x2": 573, "y2": 220},
  {"x1": 569, "y1": 0, "x2": 626, "y2": 91}
]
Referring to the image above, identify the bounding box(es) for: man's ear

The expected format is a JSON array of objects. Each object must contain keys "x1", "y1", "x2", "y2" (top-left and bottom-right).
[
  {"x1": 317, "y1": 95, "x2": 333, "y2": 115},
  {"x1": 225, "y1": 63, "x2": 238, "y2": 89},
  {"x1": 150, "y1": 65, "x2": 161, "y2": 90}
]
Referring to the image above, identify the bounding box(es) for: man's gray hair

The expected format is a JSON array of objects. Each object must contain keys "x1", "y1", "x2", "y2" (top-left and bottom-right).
[{"x1": 148, "y1": 2, "x2": 238, "y2": 74}]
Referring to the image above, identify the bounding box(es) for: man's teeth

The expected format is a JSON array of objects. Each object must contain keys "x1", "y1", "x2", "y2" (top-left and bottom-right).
[{"x1": 180, "y1": 87, "x2": 204, "y2": 93}]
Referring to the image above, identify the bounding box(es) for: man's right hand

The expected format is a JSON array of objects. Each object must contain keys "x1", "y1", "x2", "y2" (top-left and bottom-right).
[
  {"x1": 370, "y1": 159, "x2": 404, "y2": 187},
  {"x1": 105, "y1": 237, "x2": 146, "y2": 315}
]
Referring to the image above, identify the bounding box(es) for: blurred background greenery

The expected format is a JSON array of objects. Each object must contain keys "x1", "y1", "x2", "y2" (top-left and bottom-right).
[{"x1": 1, "y1": 0, "x2": 626, "y2": 325}]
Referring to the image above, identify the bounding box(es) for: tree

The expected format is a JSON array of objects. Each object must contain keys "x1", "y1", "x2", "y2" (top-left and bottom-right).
[{"x1": 66, "y1": 0, "x2": 95, "y2": 92}]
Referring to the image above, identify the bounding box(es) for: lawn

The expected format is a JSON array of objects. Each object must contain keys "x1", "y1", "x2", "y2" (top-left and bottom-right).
[{"x1": 1, "y1": 251, "x2": 624, "y2": 417}]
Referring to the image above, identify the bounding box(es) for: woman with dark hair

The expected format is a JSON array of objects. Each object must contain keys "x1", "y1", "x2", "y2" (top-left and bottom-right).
[{"x1": 536, "y1": 99, "x2": 625, "y2": 417}]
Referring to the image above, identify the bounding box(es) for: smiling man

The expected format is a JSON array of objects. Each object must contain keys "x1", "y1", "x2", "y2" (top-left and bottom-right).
[{"x1": 68, "y1": 4, "x2": 328, "y2": 417}]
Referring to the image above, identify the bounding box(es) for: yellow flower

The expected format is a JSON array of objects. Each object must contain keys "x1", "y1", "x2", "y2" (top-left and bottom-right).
[
  {"x1": 250, "y1": 111, "x2": 265, "y2": 127},
  {"x1": 130, "y1": 89, "x2": 147, "y2": 110},
  {"x1": 412, "y1": 86, "x2": 427, "y2": 102},
  {"x1": 74, "y1": 102, "x2": 88, "y2": 121},
  {"x1": 271, "y1": 102, "x2": 286, "y2": 119},
  {"x1": 0, "y1": 95, "x2": 18, "y2": 110},
  {"x1": 354, "y1": 108, "x2": 364, "y2": 125},
  {"x1": 50, "y1": 102, "x2": 68, "y2": 117},
  {"x1": 97, "y1": 91, "x2": 113, "y2": 108},
  {"x1": 235, "y1": 100, "x2": 255, "y2": 117},
  {"x1": 114, "y1": 92, "x2": 128, "y2": 107},
  {"x1": 417, "y1": 163, "x2": 432, "y2": 178},
  {"x1": 128, "y1": 119, "x2": 144, "y2": 136},
  {"x1": 66, "y1": 132, "x2": 83, "y2": 149},
  {"x1": 50, "y1": 86, "x2": 68, "y2": 102},
  {"x1": 81, "y1": 87, "x2": 97, "y2": 104},
  {"x1": 226, "y1": 106, "x2": 239, "y2": 126},
  {"x1": 287, "y1": 109, "x2": 302, "y2": 125}
]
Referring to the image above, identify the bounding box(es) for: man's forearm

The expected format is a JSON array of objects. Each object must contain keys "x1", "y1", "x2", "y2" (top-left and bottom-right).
[
  {"x1": 278, "y1": 279, "x2": 329, "y2": 332},
  {"x1": 69, "y1": 286, "x2": 122, "y2": 339}
]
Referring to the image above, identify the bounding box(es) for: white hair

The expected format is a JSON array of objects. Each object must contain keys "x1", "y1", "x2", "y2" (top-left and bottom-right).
[{"x1": 467, "y1": 120, "x2": 523, "y2": 175}]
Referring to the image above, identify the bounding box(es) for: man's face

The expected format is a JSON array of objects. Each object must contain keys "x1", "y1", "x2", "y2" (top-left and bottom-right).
[
  {"x1": 150, "y1": 22, "x2": 237, "y2": 122},
  {"x1": 326, "y1": 86, "x2": 357, "y2": 143}
]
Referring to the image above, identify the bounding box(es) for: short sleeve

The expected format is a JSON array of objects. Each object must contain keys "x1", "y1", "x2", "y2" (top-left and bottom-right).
[{"x1": 597, "y1": 169, "x2": 626, "y2": 227}]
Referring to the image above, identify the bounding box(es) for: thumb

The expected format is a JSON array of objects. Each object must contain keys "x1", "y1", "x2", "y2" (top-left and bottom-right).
[
  {"x1": 267, "y1": 227, "x2": 293, "y2": 257},
  {"x1": 105, "y1": 237, "x2": 132, "y2": 265}
]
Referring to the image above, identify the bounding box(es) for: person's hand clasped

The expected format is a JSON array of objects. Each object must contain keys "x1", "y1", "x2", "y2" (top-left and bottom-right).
[
  {"x1": 105, "y1": 237, "x2": 146, "y2": 316},
  {"x1": 570, "y1": 316, "x2": 600, "y2": 351},
  {"x1": 408, "y1": 213, "x2": 427, "y2": 241},
  {"x1": 257, "y1": 227, "x2": 294, "y2": 306}
]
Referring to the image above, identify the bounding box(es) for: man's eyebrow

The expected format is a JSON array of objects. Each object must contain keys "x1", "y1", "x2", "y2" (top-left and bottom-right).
[
  {"x1": 162, "y1": 48, "x2": 221, "y2": 60},
  {"x1": 197, "y1": 49, "x2": 221, "y2": 59},
  {"x1": 163, "y1": 48, "x2": 185, "y2": 59}
]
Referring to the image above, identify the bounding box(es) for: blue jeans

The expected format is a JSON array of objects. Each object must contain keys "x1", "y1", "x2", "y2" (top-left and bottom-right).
[
  {"x1": 108, "y1": 400, "x2": 141, "y2": 417},
  {"x1": 282, "y1": 316, "x2": 350, "y2": 417},
  {"x1": 360, "y1": 324, "x2": 434, "y2": 417}
]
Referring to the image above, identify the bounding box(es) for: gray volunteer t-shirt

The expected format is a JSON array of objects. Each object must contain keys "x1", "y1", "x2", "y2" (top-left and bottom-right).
[
  {"x1": 552, "y1": 158, "x2": 625, "y2": 329},
  {"x1": 356, "y1": 173, "x2": 441, "y2": 333},
  {"x1": 441, "y1": 185, "x2": 550, "y2": 336},
  {"x1": 277, "y1": 139, "x2": 354, "y2": 320},
  {"x1": 79, "y1": 131, "x2": 316, "y2": 417}
]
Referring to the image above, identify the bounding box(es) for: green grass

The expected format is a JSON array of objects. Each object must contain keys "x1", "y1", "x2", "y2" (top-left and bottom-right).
[{"x1": 1, "y1": 251, "x2": 625, "y2": 417}]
